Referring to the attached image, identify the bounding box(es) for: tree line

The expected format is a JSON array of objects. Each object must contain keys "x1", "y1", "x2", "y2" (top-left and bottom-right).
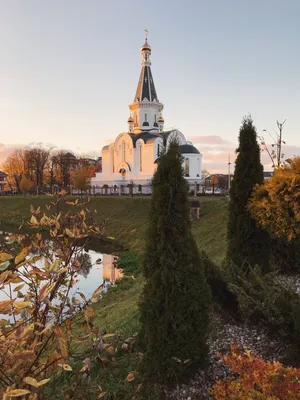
[{"x1": 1, "y1": 145, "x2": 101, "y2": 194}]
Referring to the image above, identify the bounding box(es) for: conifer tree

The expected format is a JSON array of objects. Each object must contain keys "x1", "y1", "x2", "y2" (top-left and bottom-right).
[
  {"x1": 227, "y1": 116, "x2": 270, "y2": 270},
  {"x1": 139, "y1": 140, "x2": 211, "y2": 382}
]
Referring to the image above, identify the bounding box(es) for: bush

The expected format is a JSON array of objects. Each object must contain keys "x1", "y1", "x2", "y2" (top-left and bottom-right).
[
  {"x1": 270, "y1": 238, "x2": 300, "y2": 273},
  {"x1": 202, "y1": 253, "x2": 238, "y2": 315},
  {"x1": 206, "y1": 259, "x2": 300, "y2": 356},
  {"x1": 118, "y1": 251, "x2": 141, "y2": 276},
  {"x1": 211, "y1": 345, "x2": 300, "y2": 399}
]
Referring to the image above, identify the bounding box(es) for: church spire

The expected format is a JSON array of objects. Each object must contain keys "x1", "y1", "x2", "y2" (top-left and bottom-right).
[
  {"x1": 134, "y1": 31, "x2": 158, "y2": 102},
  {"x1": 129, "y1": 31, "x2": 164, "y2": 133}
]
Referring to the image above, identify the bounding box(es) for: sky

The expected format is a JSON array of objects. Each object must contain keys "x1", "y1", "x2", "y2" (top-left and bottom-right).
[{"x1": 0, "y1": 0, "x2": 299, "y2": 172}]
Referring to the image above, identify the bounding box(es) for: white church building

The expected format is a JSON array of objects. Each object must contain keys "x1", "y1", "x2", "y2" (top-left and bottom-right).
[{"x1": 92, "y1": 35, "x2": 202, "y2": 194}]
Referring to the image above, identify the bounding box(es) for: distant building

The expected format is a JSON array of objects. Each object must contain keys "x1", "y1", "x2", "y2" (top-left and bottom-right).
[
  {"x1": 205, "y1": 174, "x2": 233, "y2": 191},
  {"x1": 263, "y1": 171, "x2": 274, "y2": 180},
  {"x1": 91, "y1": 34, "x2": 202, "y2": 193},
  {"x1": 0, "y1": 171, "x2": 7, "y2": 193}
]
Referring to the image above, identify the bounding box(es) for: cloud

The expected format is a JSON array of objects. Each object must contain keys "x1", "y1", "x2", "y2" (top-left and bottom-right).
[
  {"x1": 187, "y1": 135, "x2": 233, "y2": 146},
  {"x1": 0, "y1": 143, "x2": 24, "y2": 165},
  {"x1": 202, "y1": 143, "x2": 300, "y2": 174}
]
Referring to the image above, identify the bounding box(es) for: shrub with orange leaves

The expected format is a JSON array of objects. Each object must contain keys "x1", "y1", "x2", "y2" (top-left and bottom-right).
[
  {"x1": 249, "y1": 157, "x2": 300, "y2": 241},
  {"x1": 211, "y1": 345, "x2": 300, "y2": 400}
]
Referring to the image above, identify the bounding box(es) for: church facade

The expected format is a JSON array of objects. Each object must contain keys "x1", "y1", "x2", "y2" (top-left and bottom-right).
[{"x1": 91, "y1": 35, "x2": 202, "y2": 194}]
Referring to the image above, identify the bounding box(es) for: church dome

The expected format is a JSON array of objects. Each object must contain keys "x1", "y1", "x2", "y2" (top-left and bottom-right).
[
  {"x1": 179, "y1": 144, "x2": 200, "y2": 154},
  {"x1": 157, "y1": 115, "x2": 164, "y2": 123},
  {"x1": 141, "y1": 39, "x2": 151, "y2": 52}
]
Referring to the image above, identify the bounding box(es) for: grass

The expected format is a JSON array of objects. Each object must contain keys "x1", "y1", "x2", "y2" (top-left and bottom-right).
[
  {"x1": 0, "y1": 195, "x2": 228, "y2": 264},
  {"x1": 0, "y1": 195, "x2": 228, "y2": 399},
  {"x1": 46, "y1": 278, "x2": 144, "y2": 400}
]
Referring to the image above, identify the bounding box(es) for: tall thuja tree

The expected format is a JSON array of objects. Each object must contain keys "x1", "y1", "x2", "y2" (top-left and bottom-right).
[
  {"x1": 139, "y1": 140, "x2": 211, "y2": 382},
  {"x1": 227, "y1": 116, "x2": 270, "y2": 271}
]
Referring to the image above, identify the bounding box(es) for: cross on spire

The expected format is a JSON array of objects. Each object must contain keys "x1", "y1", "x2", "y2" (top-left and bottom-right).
[{"x1": 144, "y1": 29, "x2": 148, "y2": 41}]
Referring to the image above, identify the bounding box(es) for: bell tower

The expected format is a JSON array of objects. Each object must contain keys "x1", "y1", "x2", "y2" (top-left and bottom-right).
[{"x1": 128, "y1": 31, "x2": 164, "y2": 133}]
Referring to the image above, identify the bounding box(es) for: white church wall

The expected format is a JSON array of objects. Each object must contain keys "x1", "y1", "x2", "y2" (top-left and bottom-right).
[{"x1": 101, "y1": 149, "x2": 110, "y2": 177}]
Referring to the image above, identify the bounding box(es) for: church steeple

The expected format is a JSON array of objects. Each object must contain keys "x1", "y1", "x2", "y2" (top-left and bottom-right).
[
  {"x1": 134, "y1": 31, "x2": 158, "y2": 102},
  {"x1": 129, "y1": 31, "x2": 164, "y2": 133}
]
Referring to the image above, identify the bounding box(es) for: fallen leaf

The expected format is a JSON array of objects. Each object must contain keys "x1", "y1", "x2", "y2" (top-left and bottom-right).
[
  {"x1": 126, "y1": 371, "x2": 135, "y2": 382},
  {"x1": 58, "y1": 363, "x2": 73, "y2": 371}
]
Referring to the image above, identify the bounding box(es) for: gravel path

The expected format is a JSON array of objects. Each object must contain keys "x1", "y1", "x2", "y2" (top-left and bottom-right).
[{"x1": 165, "y1": 312, "x2": 286, "y2": 400}]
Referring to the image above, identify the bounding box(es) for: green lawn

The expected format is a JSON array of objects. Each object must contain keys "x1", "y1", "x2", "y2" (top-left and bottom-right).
[
  {"x1": 0, "y1": 195, "x2": 229, "y2": 399},
  {"x1": 0, "y1": 195, "x2": 228, "y2": 264}
]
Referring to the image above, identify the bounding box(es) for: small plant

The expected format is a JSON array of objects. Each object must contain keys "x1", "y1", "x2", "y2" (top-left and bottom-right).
[
  {"x1": 0, "y1": 192, "x2": 118, "y2": 399},
  {"x1": 211, "y1": 345, "x2": 300, "y2": 399}
]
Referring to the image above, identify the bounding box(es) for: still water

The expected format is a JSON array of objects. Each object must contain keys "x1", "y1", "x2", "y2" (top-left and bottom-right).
[{"x1": 0, "y1": 232, "x2": 124, "y2": 304}]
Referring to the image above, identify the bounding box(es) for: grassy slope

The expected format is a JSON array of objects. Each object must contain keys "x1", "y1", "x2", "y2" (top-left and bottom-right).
[
  {"x1": 0, "y1": 196, "x2": 228, "y2": 399},
  {"x1": 0, "y1": 195, "x2": 228, "y2": 263}
]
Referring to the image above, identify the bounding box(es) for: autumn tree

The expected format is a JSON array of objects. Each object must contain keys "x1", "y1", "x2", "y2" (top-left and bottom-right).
[
  {"x1": 19, "y1": 176, "x2": 34, "y2": 195},
  {"x1": 51, "y1": 151, "x2": 77, "y2": 190},
  {"x1": 72, "y1": 167, "x2": 92, "y2": 193},
  {"x1": 211, "y1": 175, "x2": 218, "y2": 194},
  {"x1": 2, "y1": 149, "x2": 26, "y2": 192},
  {"x1": 24, "y1": 145, "x2": 52, "y2": 193},
  {"x1": 227, "y1": 116, "x2": 270, "y2": 271},
  {"x1": 139, "y1": 140, "x2": 211, "y2": 382}
]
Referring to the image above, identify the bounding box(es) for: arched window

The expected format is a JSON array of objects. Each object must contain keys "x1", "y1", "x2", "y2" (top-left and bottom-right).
[
  {"x1": 145, "y1": 113, "x2": 147, "y2": 122},
  {"x1": 185, "y1": 158, "x2": 189, "y2": 176},
  {"x1": 122, "y1": 141, "x2": 126, "y2": 162},
  {"x1": 157, "y1": 143, "x2": 160, "y2": 157},
  {"x1": 139, "y1": 144, "x2": 143, "y2": 172}
]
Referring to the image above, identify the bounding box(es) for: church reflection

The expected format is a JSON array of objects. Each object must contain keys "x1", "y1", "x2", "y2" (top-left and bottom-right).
[{"x1": 102, "y1": 254, "x2": 123, "y2": 284}]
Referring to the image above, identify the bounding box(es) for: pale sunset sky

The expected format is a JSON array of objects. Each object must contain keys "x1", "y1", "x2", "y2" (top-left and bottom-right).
[{"x1": 0, "y1": 0, "x2": 299, "y2": 172}]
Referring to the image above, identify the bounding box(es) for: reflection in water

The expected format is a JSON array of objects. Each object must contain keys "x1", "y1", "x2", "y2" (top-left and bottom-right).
[
  {"x1": 102, "y1": 254, "x2": 124, "y2": 284},
  {"x1": 0, "y1": 232, "x2": 124, "y2": 304},
  {"x1": 76, "y1": 253, "x2": 93, "y2": 278}
]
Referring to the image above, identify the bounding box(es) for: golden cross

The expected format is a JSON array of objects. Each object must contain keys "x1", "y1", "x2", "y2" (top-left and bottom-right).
[{"x1": 144, "y1": 29, "x2": 148, "y2": 40}]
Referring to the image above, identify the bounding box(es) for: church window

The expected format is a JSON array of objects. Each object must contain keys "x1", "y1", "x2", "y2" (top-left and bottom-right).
[
  {"x1": 157, "y1": 143, "x2": 160, "y2": 157},
  {"x1": 154, "y1": 115, "x2": 157, "y2": 123},
  {"x1": 145, "y1": 113, "x2": 147, "y2": 122},
  {"x1": 135, "y1": 114, "x2": 137, "y2": 124},
  {"x1": 185, "y1": 158, "x2": 190, "y2": 176},
  {"x1": 139, "y1": 144, "x2": 143, "y2": 172}
]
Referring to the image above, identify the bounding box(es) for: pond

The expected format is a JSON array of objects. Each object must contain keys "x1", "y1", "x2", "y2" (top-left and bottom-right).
[{"x1": 0, "y1": 231, "x2": 124, "y2": 305}]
